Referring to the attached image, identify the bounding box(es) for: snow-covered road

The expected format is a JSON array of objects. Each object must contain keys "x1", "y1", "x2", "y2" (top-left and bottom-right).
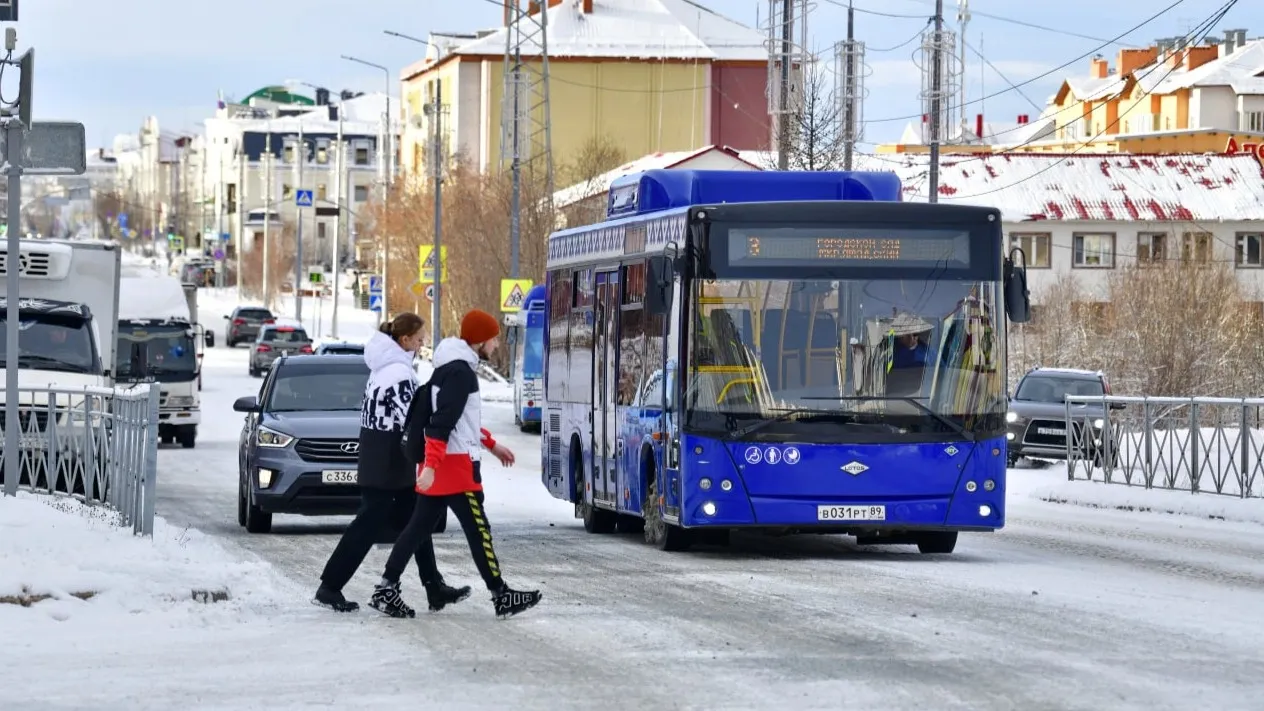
[{"x1": 119, "y1": 333, "x2": 1264, "y2": 710}]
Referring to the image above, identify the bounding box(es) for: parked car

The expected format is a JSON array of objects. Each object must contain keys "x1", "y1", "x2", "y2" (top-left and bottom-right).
[
  {"x1": 1005, "y1": 367, "x2": 1122, "y2": 468},
  {"x1": 232, "y1": 353, "x2": 369, "y2": 533},
  {"x1": 248, "y1": 320, "x2": 313, "y2": 377},
  {"x1": 224, "y1": 306, "x2": 276, "y2": 347},
  {"x1": 314, "y1": 341, "x2": 365, "y2": 356}
]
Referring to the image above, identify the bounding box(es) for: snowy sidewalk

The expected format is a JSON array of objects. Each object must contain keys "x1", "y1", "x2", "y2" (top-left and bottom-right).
[{"x1": 0, "y1": 493, "x2": 441, "y2": 710}]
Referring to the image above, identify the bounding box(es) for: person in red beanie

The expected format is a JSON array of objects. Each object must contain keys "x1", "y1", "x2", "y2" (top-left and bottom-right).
[{"x1": 370, "y1": 308, "x2": 542, "y2": 619}]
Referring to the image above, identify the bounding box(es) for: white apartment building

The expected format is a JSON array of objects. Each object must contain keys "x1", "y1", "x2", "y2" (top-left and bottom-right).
[{"x1": 201, "y1": 89, "x2": 398, "y2": 269}]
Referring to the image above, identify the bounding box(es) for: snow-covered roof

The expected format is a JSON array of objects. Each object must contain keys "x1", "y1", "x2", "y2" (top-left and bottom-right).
[
  {"x1": 450, "y1": 0, "x2": 766, "y2": 61},
  {"x1": 729, "y1": 150, "x2": 1264, "y2": 222},
  {"x1": 1151, "y1": 39, "x2": 1264, "y2": 93},
  {"x1": 118, "y1": 277, "x2": 190, "y2": 322},
  {"x1": 553, "y1": 145, "x2": 758, "y2": 207},
  {"x1": 227, "y1": 94, "x2": 391, "y2": 137}
]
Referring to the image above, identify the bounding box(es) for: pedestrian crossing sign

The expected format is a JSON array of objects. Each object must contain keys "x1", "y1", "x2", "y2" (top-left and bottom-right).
[
  {"x1": 417, "y1": 245, "x2": 448, "y2": 283},
  {"x1": 500, "y1": 279, "x2": 533, "y2": 312}
]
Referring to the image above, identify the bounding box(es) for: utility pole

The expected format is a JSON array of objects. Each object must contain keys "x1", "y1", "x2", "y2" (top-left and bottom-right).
[
  {"x1": 379, "y1": 91, "x2": 390, "y2": 321},
  {"x1": 3, "y1": 115, "x2": 22, "y2": 497},
  {"x1": 842, "y1": 2, "x2": 856, "y2": 170},
  {"x1": 427, "y1": 80, "x2": 444, "y2": 350},
  {"x1": 330, "y1": 103, "x2": 344, "y2": 338},
  {"x1": 262, "y1": 130, "x2": 272, "y2": 309},
  {"x1": 777, "y1": 0, "x2": 793, "y2": 170},
  {"x1": 294, "y1": 123, "x2": 305, "y2": 322},
  {"x1": 235, "y1": 140, "x2": 245, "y2": 301},
  {"x1": 928, "y1": 0, "x2": 945, "y2": 203},
  {"x1": 958, "y1": 0, "x2": 971, "y2": 140}
]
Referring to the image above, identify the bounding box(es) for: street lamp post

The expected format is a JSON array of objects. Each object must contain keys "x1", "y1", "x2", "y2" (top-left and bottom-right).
[{"x1": 340, "y1": 54, "x2": 393, "y2": 321}]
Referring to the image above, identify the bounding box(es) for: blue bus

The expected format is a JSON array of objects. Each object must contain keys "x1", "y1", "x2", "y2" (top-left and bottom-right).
[
  {"x1": 539, "y1": 169, "x2": 1031, "y2": 553},
  {"x1": 511, "y1": 284, "x2": 547, "y2": 432}
]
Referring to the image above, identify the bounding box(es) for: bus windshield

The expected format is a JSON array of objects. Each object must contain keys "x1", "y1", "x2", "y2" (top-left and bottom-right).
[
  {"x1": 683, "y1": 277, "x2": 1005, "y2": 442},
  {"x1": 522, "y1": 321, "x2": 545, "y2": 378},
  {"x1": 116, "y1": 322, "x2": 198, "y2": 382}
]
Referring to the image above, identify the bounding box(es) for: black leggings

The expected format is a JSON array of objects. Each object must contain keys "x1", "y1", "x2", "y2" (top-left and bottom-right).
[{"x1": 384, "y1": 489, "x2": 503, "y2": 592}]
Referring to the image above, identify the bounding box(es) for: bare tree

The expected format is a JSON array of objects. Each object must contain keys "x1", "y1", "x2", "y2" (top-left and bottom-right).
[
  {"x1": 93, "y1": 189, "x2": 125, "y2": 239},
  {"x1": 753, "y1": 66, "x2": 845, "y2": 172}
]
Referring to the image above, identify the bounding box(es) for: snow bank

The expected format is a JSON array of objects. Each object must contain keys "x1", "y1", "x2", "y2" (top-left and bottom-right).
[{"x1": 0, "y1": 492, "x2": 284, "y2": 610}]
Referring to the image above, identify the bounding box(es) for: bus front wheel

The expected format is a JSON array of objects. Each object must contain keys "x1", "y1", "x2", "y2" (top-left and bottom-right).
[
  {"x1": 916, "y1": 531, "x2": 958, "y2": 554},
  {"x1": 643, "y1": 474, "x2": 691, "y2": 552}
]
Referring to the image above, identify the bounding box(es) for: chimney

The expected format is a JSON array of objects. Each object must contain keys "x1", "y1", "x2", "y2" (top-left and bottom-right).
[
  {"x1": 976, "y1": 114, "x2": 984, "y2": 140},
  {"x1": 1017, "y1": 114, "x2": 1029, "y2": 125},
  {"x1": 315, "y1": 87, "x2": 330, "y2": 106},
  {"x1": 1118, "y1": 46, "x2": 1159, "y2": 75},
  {"x1": 1186, "y1": 44, "x2": 1218, "y2": 70},
  {"x1": 1234, "y1": 29, "x2": 1247, "y2": 48},
  {"x1": 1090, "y1": 56, "x2": 1109, "y2": 79}
]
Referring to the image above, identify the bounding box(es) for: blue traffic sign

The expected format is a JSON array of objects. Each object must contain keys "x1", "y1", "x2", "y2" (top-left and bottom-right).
[
  {"x1": 368, "y1": 293, "x2": 383, "y2": 312},
  {"x1": 118, "y1": 213, "x2": 128, "y2": 230},
  {"x1": 368, "y1": 275, "x2": 383, "y2": 293},
  {"x1": 221, "y1": 232, "x2": 231, "y2": 241},
  {"x1": 295, "y1": 190, "x2": 314, "y2": 207}
]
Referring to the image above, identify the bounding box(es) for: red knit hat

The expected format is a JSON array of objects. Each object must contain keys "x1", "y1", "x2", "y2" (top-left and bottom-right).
[{"x1": 459, "y1": 309, "x2": 500, "y2": 344}]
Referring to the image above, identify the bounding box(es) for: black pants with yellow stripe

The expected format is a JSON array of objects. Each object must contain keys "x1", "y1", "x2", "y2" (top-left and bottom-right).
[{"x1": 384, "y1": 486, "x2": 503, "y2": 592}]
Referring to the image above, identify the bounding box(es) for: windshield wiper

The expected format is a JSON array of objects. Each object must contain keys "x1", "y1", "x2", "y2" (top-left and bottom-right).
[
  {"x1": 14, "y1": 354, "x2": 92, "y2": 373},
  {"x1": 803, "y1": 396, "x2": 975, "y2": 442},
  {"x1": 728, "y1": 408, "x2": 870, "y2": 440}
]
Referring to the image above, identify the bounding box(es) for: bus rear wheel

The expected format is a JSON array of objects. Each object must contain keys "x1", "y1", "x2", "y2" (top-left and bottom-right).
[
  {"x1": 643, "y1": 476, "x2": 691, "y2": 552},
  {"x1": 916, "y1": 531, "x2": 958, "y2": 554}
]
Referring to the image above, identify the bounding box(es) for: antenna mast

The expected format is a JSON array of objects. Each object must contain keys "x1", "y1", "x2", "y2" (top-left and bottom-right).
[
  {"x1": 765, "y1": 0, "x2": 811, "y2": 169},
  {"x1": 957, "y1": 0, "x2": 970, "y2": 140},
  {"x1": 836, "y1": 1, "x2": 866, "y2": 170},
  {"x1": 919, "y1": 0, "x2": 961, "y2": 201},
  {"x1": 500, "y1": 0, "x2": 555, "y2": 279}
]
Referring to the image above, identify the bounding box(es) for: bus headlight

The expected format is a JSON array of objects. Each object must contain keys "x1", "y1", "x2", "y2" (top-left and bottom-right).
[
  {"x1": 983, "y1": 479, "x2": 995, "y2": 491},
  {"x1": 699, "y1": 478, "x2": 712, "y2": 491},
  {"x1": 720, "y1": 479, "x2": 732, "y2": 491},
  {"x1": 701, "y1": 502, "x2": 716, "y2": 516},
  {"x1": 965, "y1": 480, "x2": 977, "y2": 492},
  {"x1": 1006, "y1": 411, "x2": 1018, "y2": 423},
  {"x1": 979, "y1": 505, "x2": 992, "y2": 517}
]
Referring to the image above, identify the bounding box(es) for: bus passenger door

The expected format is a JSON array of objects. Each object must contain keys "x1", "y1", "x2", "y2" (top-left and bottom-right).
[{"x1": 591, "y1": 271, "x2": 620, "y2": 507}]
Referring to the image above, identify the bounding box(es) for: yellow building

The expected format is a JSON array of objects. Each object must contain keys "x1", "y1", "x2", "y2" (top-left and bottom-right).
[
  {"x1": 397, "y1": 0, "x2": 773, "y2": 180},
  {"x1": 877, "y1": 29, "x2": 1264, "y2": 162}
]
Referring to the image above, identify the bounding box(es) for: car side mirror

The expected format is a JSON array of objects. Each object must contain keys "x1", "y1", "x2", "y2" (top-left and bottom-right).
[
  {"x1": 223, "y1": 314, "x2": 231, "y2": 320},
  {"x1": 1004, "y1": 252, "x2": 1032, "y2": 324},
  {"x1": 232, "y1": 396, "x2": 259, "y2": 413}
]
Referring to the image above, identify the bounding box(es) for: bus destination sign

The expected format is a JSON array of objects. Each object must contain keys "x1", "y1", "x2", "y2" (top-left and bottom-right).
[{"x1": 727, "y1": 230, "x2": 970, "y2": 268}]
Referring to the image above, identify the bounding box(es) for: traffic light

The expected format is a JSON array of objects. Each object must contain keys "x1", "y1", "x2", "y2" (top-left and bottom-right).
[{"x1": 166, "y1": 232, "x2": 174, "y2": 242}]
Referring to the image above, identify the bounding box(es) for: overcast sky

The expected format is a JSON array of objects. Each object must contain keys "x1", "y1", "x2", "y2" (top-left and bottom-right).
[{"x1": 12, "y1": 0, "x2": 1259, "y2": 151}]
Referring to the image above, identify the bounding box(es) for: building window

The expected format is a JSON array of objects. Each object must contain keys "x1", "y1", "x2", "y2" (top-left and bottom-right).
[
  {"x1": 1072, "y1": 233, "x2": 1114, "y2": 268},
  {"x1": 317, "y1": 183, "x2": 327, "y2": 202},
  {"x1": 1244, "y1": 111, "x2": 1264, "y2": 133},
  {"x1": 1236, "y1": 232, "x2": 1263, "y2": 268},
  {"x1": 316, "y1": 141, "x2": 330, "y2": 164},
  {"x1": 317, "y1": 222, "x2": 327, "y2": 240},
  {"x1": 283, "y1": 142, "x2": 295, "y2": 163},
  {"x1": 1181, "y1": 232, "x2": 1212, "y2": 263},
  {"x1": 1136, "y1": 232, "x2": 1167, "y2": 264},
  {"x1": 282, "y1": 184, "x2": 293, "y2": 199},
  {"x1": 1008, "y1": 233, "x2": 1051, "y2": 268},
  {"x1": 354, "y1": 146, "x2": 370, "y2": 165},
  {"x1": 353, "y1": 185, "x2": 369, "y2": 202}
]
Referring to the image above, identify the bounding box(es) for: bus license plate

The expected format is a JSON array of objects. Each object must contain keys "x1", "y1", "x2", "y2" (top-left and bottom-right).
[
  {"x1": 818, "y1": 505, "x2": 885, "y2": 521},
  {"x1": 322, "y1": 470, "x2": 358, "y2": 484}
]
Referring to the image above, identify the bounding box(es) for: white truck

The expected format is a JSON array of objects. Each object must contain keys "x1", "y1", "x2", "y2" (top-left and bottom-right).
[
  {"x1": 0, "y1": 239, "x2": 121, "y2": 391},
  {"x1": 117, "y1": 276, "x2": 210, "y2": 448}
]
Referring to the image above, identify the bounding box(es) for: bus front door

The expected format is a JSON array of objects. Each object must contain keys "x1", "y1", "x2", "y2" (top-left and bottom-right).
[{"x1": 591, "y1": 270, "x2": 620, "y2": 508}]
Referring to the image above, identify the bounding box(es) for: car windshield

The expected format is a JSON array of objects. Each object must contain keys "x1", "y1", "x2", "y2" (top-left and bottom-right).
[
  {"x1": 116, "y1": 322, "x2": 197, "y2": 381},
  {"x1": 1014, "y1": 375, "x2": 1104, "y2": 403},
  {"x1": 265, "y1": 366, "x2": 369, "y2": 411},
  {"x1": 0, "y1": 313, "x2": 99, "y2": 374},
  {"x1": 683, "y1": 278, "x2": 1004, "y2": 440},
  {"x1": 263, "y1": 328, "x2": 309, "y2": 343}
]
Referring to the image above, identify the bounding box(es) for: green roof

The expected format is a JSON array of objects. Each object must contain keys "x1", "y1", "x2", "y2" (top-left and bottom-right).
[{"x1": 242, "y1": 86, "x2": 315, "y2": 105}]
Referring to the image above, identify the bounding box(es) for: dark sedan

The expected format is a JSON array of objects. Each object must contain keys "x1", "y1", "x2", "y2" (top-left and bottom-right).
[{"x1": 233, "y1": 353, "x2": 368, "y2": 533}]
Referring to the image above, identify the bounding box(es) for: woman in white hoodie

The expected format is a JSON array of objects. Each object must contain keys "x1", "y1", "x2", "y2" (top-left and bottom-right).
[{"x1": 313, "y1": 313, "x2": 465, "y2": 612}]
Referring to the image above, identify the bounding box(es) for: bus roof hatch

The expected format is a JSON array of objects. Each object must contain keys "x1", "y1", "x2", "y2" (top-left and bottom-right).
[{"x1": 605, "y1": 169, "x2": 903, "y2": 220}]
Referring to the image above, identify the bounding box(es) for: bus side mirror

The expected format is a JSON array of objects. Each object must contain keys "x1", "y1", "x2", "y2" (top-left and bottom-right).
[
  {"x1": 1004, "y1": 255, "x2": 1032, "y2": 324},
  {"x1": 646, "y1": 256, "x2": 673, "y2": 316}
]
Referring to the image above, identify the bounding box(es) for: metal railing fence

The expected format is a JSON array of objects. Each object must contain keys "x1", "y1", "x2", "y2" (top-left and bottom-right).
[
  {"x1": 1065, "y1": 395, "x2": 1264, "y2": 499},
  {"x1": 1, "y1": 385, "x2": 160, "y2": 534}
]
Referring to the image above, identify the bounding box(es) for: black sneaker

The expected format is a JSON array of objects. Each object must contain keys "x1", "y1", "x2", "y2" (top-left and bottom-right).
[
  {"x1": 312, "y1": 585, "x2": 359, "y2": 612},
  {"x1": 492, "y1": 585, "x2": 541, "y2": 619},
  {"x1": 425, "y1": 581, "x2": 472, "y2": 612},
  {"x1": 368, "y1": 581, "x2": 416, "y2": 618}
]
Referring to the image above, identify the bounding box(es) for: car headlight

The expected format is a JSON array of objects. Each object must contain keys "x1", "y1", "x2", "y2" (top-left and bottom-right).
[
  {"x1": 257, "y1": 426, "x2": 295, "y2": 448},
  {"x1": 1006, "y1": 411, "x2": 1018, "y2": 423},
  {"x1": 1092, "y1": 418, "x2": 1104, "y2": 429},
  {"x1": 167, "y1": 395, "x2": 195, "y2": 408}
]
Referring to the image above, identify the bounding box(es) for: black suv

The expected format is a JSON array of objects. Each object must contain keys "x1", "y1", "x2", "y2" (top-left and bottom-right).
[
  {"x1": 233, "y1": 354, "x2": 368, "y2": 533},
  {"x1": 1006, "y1": 367, "x2": 1120, "y2": 468}
]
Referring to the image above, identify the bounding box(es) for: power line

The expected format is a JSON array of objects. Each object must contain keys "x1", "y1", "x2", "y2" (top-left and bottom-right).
[
  {"x1": 897, "y1": 0, "x2": 1146, "y2": 47},
  {"x1": 963, "y1": 39, "x2": 1042, "y2": 112}
]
